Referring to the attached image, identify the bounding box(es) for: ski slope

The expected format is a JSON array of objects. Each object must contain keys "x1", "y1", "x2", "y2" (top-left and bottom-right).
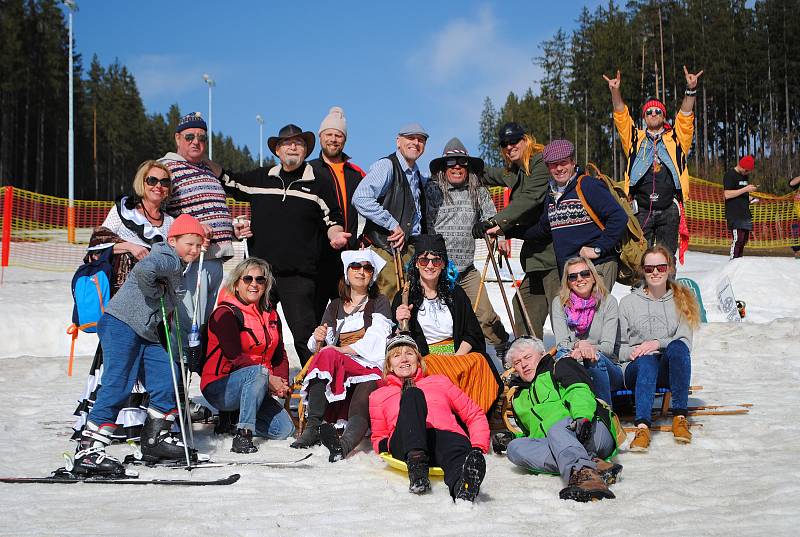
[{"x1": 0, "y1": 251, "x2": 798, "y2": 536}]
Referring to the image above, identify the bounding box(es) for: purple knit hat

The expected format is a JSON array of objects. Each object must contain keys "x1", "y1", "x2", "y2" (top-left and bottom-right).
[{"x1": 542, "y1": 139, "x2": 575, "y2": 164}]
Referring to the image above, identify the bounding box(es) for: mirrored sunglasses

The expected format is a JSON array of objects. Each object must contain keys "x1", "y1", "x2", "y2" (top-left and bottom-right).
[
  {"x1": 445, "y1": 157, "x2": 470, "y2": 168},
  {"x1": 416, "y1": 256, "x2": 444, "y2": 268},
  {"x1": 182, "y1": 133, "x2": 208, "y2": 142},
  {"x1": 643, "y1": 263, "x2": 669, "y2": 274},
  {"x1": 241, "y1": 275, "x2": 268, "y2": 285},
  {"x1": 347, "y1": 262, "x2": 375, "y2": 273},
  {"x1": 567, "y1": 269, "x2": 592, "y2": 282},
  {"x1": 144, "y1": 176, "x2": 171, "y2": 188},
  {"x1": 645, "y1": 108, "x2": 664, "y2": 117}
]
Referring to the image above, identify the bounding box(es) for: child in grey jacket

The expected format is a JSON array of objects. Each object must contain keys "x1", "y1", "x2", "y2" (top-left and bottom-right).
[{"x1": 72, "y1": 214, "x2": 206, "y2": 477}]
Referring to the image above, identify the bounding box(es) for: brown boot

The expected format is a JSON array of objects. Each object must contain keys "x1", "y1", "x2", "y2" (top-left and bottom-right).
[
  {"x1": 629, "y1": 425, "x2": 651, "y2": 452},
  {"x1": 592, "y1": 458, "x2": 623, "y2": 485},
  {"x1": 672, "y1": 415, "x2": 692, "y2": 444},
  {"x1": 559, "y1": 467, "x2": 615, "y2": 502}
]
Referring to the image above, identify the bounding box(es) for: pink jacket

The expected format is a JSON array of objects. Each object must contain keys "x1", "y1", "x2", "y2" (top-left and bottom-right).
[{"x1": 369, "y1": 370, "x2": 490, "y2": 454}]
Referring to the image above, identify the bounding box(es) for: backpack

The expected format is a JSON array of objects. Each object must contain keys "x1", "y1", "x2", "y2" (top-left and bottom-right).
[
  {"x1": 575, "y1": 164, "x2": 647, "y2": 285},
  {"x1": 70, "y1": 247, "x2": 113, "y2": 333}
]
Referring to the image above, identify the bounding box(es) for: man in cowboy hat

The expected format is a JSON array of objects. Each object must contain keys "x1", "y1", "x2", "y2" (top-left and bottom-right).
[
  {"x1": 426, "y1": 137, "x2": 510, "y2": 361},
  {"x1": 353, "y1": 122, "x2": 429, "y2": 300},
  {"x1": 209, "y1": 124, "x2": 350, "y2": 365}
]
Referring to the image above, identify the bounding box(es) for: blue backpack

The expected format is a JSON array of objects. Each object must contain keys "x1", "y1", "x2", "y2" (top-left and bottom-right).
[{"x1": 70, "y1": 247, "x2": 113, "y2": 333}]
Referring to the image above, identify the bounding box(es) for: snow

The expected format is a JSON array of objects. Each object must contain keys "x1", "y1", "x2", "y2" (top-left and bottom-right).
[{"x1": 0, "y1": 251, "x2": 798, "y2": 536}]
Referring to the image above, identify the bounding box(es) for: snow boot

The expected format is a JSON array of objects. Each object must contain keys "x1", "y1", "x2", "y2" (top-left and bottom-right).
[
  {"x1": 592, "y1": 458, "x2": 623, "y2": 485},
  {"x1": 231, "y1": 428, "x2": 258, "y2": 454},
  {"x1": 406, "y1": 449, "x2": 431, "y2": 494},
  {"x1": 453, "y1": 448, "x2": 486, "y2": 503},
  {"x1": 140, "y1": 411, "x2": 193, "y2": 463},
  {"x1": 291, "y1": 379, "x2": 326, "y2": 449},
  {"x1": 559, "y1": 467, "x2": 615, "y2": 502},
  {"x1": 492, "y1": 430, "x2": 514, "y2": 454},
  {"x1": 319, "y1": 423, "x2": 344, "y2": 462},
  {"x1": 72, "y1": 422, "x2": 125, "y2": 477}
]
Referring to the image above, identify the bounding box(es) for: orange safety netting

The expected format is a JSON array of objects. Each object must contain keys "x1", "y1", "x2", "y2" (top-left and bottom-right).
[{"x1": 1, "y1": 180, "x2": 798, "y2": 272}]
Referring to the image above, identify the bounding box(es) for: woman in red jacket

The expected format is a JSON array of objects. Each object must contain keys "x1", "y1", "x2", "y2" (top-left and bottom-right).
[
  {"x1": 201, "y1": 258, "x2": 294, "y2": 453},
  {"x1": 369, "y1": 334, "x2": 490, "y2": 502}
]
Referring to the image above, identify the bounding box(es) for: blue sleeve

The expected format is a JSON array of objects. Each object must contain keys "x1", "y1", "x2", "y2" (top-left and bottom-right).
[
  {"x1": 584, "y1": 179, "x2": 628, "y2": 255},
  {"x1": 352, "y1": 159, "x2": 396, "y2": 230}
]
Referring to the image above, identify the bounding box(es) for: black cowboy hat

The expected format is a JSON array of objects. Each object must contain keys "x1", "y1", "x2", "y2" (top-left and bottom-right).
[
  {"x1": 267, "y1": 124, "x2": 316, "y2": 157},
  {"x1": 429, "y1": 137, "x2": 485, "y2": 175}
]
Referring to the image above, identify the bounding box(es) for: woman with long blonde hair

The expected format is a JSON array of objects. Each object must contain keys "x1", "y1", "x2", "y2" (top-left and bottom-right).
[{"x1": 618, "y1": 245, "x2": 700, "y2": 452}]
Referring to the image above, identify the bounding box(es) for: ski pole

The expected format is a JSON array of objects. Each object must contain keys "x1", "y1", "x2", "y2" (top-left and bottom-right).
[
  {"x1": 159, "y1": 295, "x2": 192, "y2": 469},
  {"x1": 172, "y1": 309, "x2": 195, "y2": 450},
  {"x1": 472, "y1": 250, "x2": 492, "y2": 312},
  {"x1": 496, "y1": 247, "x2": 536, "y2": 336},
  {"x1": 187, "y1": 250, "x2": 205, "y2": 375},
  {"x1": 482, "y1": 235, "x2": 519, "y2": 338}
]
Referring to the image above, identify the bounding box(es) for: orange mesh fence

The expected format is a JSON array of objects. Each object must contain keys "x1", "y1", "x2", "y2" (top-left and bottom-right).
[{"x1": 1, "y1": 181, "x2": 798, "y2": 272}]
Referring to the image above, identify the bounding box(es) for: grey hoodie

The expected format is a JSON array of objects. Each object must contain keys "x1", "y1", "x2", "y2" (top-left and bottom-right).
[
  {"x1": 104, "y1": 242, "x2": 187, "y2": 342},
  {"x1": 550, "y1": 294, "x2": 620, "y2": 359},
  {"x1": 617, "y1": 285, "x2": 693, "y2": 363}
]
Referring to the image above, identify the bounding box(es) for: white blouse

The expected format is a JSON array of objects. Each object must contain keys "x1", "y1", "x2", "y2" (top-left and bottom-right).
[{"x1": 416, "y1": 297, "x2": 454, "y2": 344}]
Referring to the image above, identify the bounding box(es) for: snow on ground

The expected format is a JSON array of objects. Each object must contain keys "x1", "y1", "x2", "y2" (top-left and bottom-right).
[{"x1": 0, "y1": 251, "x2": 798, "y2": 536}]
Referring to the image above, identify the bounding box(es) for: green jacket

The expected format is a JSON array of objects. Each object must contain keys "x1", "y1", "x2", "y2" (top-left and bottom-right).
[{"x1": 483, "y1": 154, "x2": 556, "y2": 272}]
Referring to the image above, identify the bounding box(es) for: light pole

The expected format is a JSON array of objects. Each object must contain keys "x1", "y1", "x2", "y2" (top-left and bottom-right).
[
  {"x1": 202, "y1": 73, "x2": 215, "y2": 159},
  {"x1": 64, "y1": 0, "x2": 78, "y2": 243},
  {"x1": 255, "y1": 114, "x2": 264, "y2": 167}
]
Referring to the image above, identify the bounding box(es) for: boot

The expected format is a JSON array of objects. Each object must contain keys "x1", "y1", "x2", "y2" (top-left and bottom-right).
[
  {"x1": 290, "y1": 379, "x2": 326, "y2": 449},
  {"x1": 559, "y1": 467, "x2": 615, "y2": 502},
  {"x1": 72, "y1": 422, "x2": 125, "y2": 477},
  {"x1": 453, "y1": 449, "x2": 486, "y2": 502},
  {"x1": 672, "y1": 415, "x2": 692, "y2": 444},
  {"x1": 140, "y1": 412, "x2": 192, "y2": 463},
  {"x1": 592, "y1": 457, "x2": 623, "y2": 485},
  {"x1": 492, "y1": 431, "x2": 514, "y2": 454},
  {"x1": 406, "y1": 449, "x2": 431, "y2": 494},
  {"x1": 319, "y1": 423, "x2": 344, "y2": 462},
  {"x1": 231, "y1": 428, "x2": 258, "y2": 454},
  {"x1": 629, "y1": 425, "x2": 651, "y2": 452}
]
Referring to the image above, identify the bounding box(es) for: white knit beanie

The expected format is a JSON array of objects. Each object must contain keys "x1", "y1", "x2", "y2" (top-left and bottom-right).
[{"x1": 319, "y1": 106, "x2": 347, "y2": 137}]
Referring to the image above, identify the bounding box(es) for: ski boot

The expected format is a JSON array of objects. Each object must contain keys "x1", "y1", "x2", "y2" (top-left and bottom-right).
[
  {"x1": 71, "y1": 422, "x2": 126, "y2": 477},
  {"x1": 140, "y1": 410, "x2": 195, "y2": 463}
]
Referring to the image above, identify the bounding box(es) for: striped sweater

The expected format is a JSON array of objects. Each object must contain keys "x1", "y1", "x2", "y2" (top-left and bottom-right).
[{"x1": 160, "y1": 152, "x2": 234, "y2": 260}]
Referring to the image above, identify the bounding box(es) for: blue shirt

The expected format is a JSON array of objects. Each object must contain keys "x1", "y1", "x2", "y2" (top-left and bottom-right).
[{"x1": 352, "y1": 150, "x2": 426, "y2": 235}]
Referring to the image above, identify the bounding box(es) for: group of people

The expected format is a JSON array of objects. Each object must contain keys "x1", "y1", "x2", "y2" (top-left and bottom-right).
[{"x1": 68, "y1": 67, "x2": 710, "y2": 503}]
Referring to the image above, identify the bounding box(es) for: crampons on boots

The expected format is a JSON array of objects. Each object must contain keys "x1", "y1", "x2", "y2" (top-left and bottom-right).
[
  {"x1": 559, "y1": 467, "x2": 615, "y2": 502},
  {"x1": 231, "y1": 428, "x2": 258, "y2": 454},
  {"x1": 140, "y1": 414, "x2": 194, "y2": 463},
  {"x1": 72, "y1": 423, "x2": 125, "y2": 477},
  {"x1": 406, "y1": 449, "x2": 431, "y2": 494},
  {"x1": 453, "y1": 449, "x2": 486, "y2": 503}
]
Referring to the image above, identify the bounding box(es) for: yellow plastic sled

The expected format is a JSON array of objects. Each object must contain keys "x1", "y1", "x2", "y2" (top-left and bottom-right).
[{"x1": 379, "y1": 453, "x2": 444, "y2": 476}]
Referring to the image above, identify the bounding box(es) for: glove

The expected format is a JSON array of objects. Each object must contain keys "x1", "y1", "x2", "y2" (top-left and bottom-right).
[
  {"x1": 471, "y1": 219, "x2": 495, "y2": 239},
  {"x1": 571, "y1": 418, "x2": 593, "y2": 445}
]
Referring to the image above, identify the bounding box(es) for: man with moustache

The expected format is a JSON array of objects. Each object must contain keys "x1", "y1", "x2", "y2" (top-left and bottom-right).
[
  {"x1": 210, "y1": 124, "x2": 350, "y2": 366},
  {"x1": 309, "y1": 107, "x2": 365, "y2": 305},
  {"x1": 353, "y1": 123, "x2": 429, "y2": 299}
]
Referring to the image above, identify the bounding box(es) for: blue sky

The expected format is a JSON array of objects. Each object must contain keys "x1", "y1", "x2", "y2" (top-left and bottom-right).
[{"x1": 68, "y1": 1, "x2": 608, "y2": 170}]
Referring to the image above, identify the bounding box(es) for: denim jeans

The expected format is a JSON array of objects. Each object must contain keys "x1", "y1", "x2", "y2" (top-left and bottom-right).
[
  {"x1": 623, "y1": 340, "x2": 692, "y2": 425},
  {"x1": 555, "y1": 349, "x2": 624, "y2": 405},
  {"x1": 202, "y1": 365, "x2": 295, "y2": 439},
  {"x1": 89, "y1": 314, "x2": 177, "y2": 426}
]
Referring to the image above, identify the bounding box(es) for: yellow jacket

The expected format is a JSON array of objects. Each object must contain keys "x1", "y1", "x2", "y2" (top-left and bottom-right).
[{"x1": 614, "y1": 105, "x2": 694, "y2": 199}]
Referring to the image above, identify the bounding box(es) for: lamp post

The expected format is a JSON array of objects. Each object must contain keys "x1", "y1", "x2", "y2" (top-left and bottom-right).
[
  {"x1": 255, "y1": 114, "x2": 264, "y2": 167},
  {"x1": 64, "y1": 0, "x2": 78, "y2": 243},
  {"x1": 202, "y1": 74, "x2": 215, "y2": 159}
]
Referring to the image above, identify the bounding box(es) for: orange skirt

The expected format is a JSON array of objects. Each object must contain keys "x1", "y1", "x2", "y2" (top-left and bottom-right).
[{"x1": 424, "y1": 352, "x2": 501, "y2": 414}]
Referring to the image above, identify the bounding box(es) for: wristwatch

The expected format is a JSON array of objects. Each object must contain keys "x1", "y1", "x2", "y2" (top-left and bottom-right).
[{"x1": 593, "y1": 246, "x2": 602, "y2": 256}]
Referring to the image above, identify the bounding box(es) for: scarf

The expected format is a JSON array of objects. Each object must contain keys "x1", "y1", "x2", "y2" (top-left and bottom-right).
[{"x1": 564, "y1": 293, "x2": 598, "y2": 337}]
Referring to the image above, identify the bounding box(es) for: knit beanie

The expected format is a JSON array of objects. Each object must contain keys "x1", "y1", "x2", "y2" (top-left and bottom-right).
[
  {"x1": 319, "y1": 106, "x2": 347, "y2": 137},
  {"x1": 739, "y1": 155, "x2": 755, "y2": 171},
  {"x1": 641, "y1": 99, "x2": 667, "y2": 118},
  {"x1": 168, "y1": 214, "x2": 205, "y2": 239},
  {"x1": 176, "y1": 112, "x2": 207, "y2": 133}
]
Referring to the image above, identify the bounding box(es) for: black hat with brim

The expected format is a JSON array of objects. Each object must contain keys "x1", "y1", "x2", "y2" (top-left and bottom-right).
[
  {"x1": 498, "y1": 122, "x2": 525, "y2": 145},
  {"x1": 429, "y1": 137, "x2": 484, "y2": 175},
  {"x1": 267, "y1": 124, "x2": 316, "y2": 157}
]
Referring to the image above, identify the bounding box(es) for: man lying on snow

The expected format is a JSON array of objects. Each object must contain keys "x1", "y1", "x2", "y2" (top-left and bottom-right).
[{"x1": 503, "y1": 337, "x2": 624, "y2": 502}]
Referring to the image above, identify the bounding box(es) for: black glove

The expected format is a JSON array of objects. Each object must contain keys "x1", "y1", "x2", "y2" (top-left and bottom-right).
[
  {"x1": 471, "y1": 219, "x2": 495, "y2": 239},
  {"x1": 571, "y1": 418, "x2": 593, "y2": 444}
]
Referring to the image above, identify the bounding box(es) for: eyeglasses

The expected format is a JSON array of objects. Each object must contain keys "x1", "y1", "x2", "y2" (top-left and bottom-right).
[
  {"x1": 182, "y1": 133, "x2": 208, "y2": 142},
  {"x1": 643, "y1": 263, "x2": 669, "y2": 274},
  {"x1": 241, "y1": 275, "x2": 268, "y2": 285},
  {"x1": 567, "y1": 269, "x2": 592, "y2": 282},
  {"x1": 416, "y1": 256, "x2": 444, "y2": 268},
  {"x1": 145, "y1": 176, "x2": 171, "y2": 188},
  {"x1": 347, "y1": 262, "x2": 374, "y2": 273},
  {"x1": 278, "y1": 139, "x2": 306, "y2": 148},
  {"x1": 500, "y1": 138, "x2": 522, "y2": 149},
  {"x1": 445, "y1": 157, "x2": 469, "y2": 168},
  {"x1": 645, "y1": 108, "x2": 664, "y2": 117}
]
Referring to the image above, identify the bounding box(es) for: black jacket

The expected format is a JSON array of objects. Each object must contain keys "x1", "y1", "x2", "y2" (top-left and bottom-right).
[
  {"x1": 220, "y1": 163, "x2": 342, "y2": 277},
  {"x1": 308, "y1": 151, "x2": 364, "y2": 250}
]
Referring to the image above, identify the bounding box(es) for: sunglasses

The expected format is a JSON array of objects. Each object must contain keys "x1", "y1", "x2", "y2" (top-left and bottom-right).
[
  {"x1": 645, "y1": 108, "x2": 664, "y2": 117},
  {"x1": 643, "y1": 263, "x2": 669, "y2": 274},
  {"x1": 500, "y1": 138, "x2": 522, "y2": 149},
  {"x1": 347, "y1": 262, "x2": 375, "y2": 273},
  {"x1": 567, "y1": 269, "x2": 592, "y2": 282},
  {"x1": 416, "y1": 256, "x2": 444, "y2": 268},
  {"x1": 241, "y1": 275, "x2": 268, "y2": 285},
  {"x1": 445, "y1": 157, "x2": 469, "y2": 168},
  {"x1": 182, "y1": 133, "x2": 208, "y2": 142},
  {"x1": 144, "y1": 176, "x2": 171, "y2": 188}
]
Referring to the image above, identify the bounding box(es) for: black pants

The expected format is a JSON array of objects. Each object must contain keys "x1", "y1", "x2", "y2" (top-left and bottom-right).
[
  {"x1": 637, "y1": 200, "x2": 680, "y2": 256},
  {"x1": 273, "y1": 274, "x2": 319, "y2": 366},
  {"x1": 387, "y1": 387, "x2": 471, "y2": 493},
  {"x1": 728, "y1": 228, "x2": 750, "y2": 259}
]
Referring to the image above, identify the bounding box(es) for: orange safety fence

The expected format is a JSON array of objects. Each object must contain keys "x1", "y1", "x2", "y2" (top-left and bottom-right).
[{"x1": 1, "y1": 180, "x2": 798, "y2": 272}]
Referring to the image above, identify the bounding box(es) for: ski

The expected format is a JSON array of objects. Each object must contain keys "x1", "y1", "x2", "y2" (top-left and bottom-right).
[
  {"x1": 122, "y1": 452, "x2": 312, "y2": 469},
  {"x1": 0, "y1": 468, "x2": 240, "y2": 486}
]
